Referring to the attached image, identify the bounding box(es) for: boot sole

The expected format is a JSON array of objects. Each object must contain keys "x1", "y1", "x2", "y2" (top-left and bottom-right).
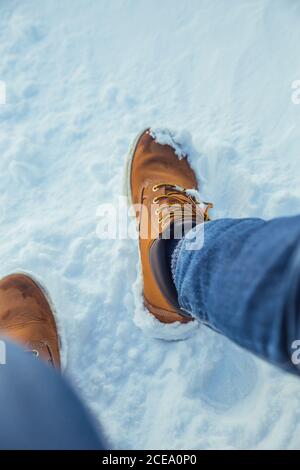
[{"x1": 123, "y1": 127, "x2": 149, "y2": 205}]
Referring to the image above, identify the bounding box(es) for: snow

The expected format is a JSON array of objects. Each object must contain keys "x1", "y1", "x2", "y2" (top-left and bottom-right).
[
  {"x1": 150, "y1": 128, "x2": 192, "y2": 159},
  {"x1": 1, "y1": 0, "x2": 300, "y2": 450}
]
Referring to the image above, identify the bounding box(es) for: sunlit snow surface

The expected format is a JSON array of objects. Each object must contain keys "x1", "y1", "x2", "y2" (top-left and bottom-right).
[{"x1": 1, "y1": 0, "x2": 300, "y2": 450}]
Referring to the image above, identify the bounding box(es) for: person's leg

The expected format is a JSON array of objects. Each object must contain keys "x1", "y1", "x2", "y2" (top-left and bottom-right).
[
  {"x1": 170, "y1": 215, "x2": 300, "y2": 374},
  {"x1": 0, "y1": 339, "x2": 106, "y2": 450},
  {"x1": 127, "y1": 128, "x2": 300, "y2": 374}
]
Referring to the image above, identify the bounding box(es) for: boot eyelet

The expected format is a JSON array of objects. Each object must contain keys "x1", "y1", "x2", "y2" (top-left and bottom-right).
[
  {"x1": 152, "y1": 185, "x2": 159, "y2": 192},
  {"x1": 152, "y1": 197, "x2": 159, "y2": 204},
  {"x1": 32, "y1": 350, "x2": 39, "y2": 357},
  {"x1": 155, "y1": 208, "x2": 160, "y2": 216}
]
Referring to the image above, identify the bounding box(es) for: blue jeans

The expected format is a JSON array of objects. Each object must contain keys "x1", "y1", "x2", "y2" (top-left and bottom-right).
[
  {"x1": 170, "y1": 215, "x2": 300, "y2": 374},
  {"x1": 0, "y1": 340, "x2": 106, "y2": 450}
]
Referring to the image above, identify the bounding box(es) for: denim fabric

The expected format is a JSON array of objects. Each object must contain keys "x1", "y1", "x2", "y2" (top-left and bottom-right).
[
  {"x1": 171, "y1": 216, "x2": 300, "y2": 374},
  {"x1": 0, "y1": 340, "x2": 106, "y2": 449}
]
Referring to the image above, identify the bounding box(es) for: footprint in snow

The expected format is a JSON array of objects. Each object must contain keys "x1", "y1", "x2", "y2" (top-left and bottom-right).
[{"x1": 187, "y1": 345, "x2": 258, "y2": 411}]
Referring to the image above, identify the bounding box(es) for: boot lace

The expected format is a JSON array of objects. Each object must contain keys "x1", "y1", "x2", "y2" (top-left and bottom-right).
[{"x1": 152, "y1": 183, "x2": 213, "y2": 231}]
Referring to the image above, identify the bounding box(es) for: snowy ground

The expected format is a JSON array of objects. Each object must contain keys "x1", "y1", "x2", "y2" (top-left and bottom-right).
[{"x1": 1, "y1": 0, "x2": 300, "y2": 450}]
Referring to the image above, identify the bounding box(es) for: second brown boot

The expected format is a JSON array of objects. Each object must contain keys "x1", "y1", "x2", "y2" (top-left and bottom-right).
[{"x1": 0, "y1": 273, "x2": 61, "y2": 368}]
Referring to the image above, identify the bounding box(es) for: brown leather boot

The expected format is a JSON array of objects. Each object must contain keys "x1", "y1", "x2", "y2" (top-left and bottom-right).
[
  {"x1": 127, "y1": 129, "x2": 212, "y2": 324},
  {"x1": 0, "y1": 273, "x2": 61, "y2": 368}
]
